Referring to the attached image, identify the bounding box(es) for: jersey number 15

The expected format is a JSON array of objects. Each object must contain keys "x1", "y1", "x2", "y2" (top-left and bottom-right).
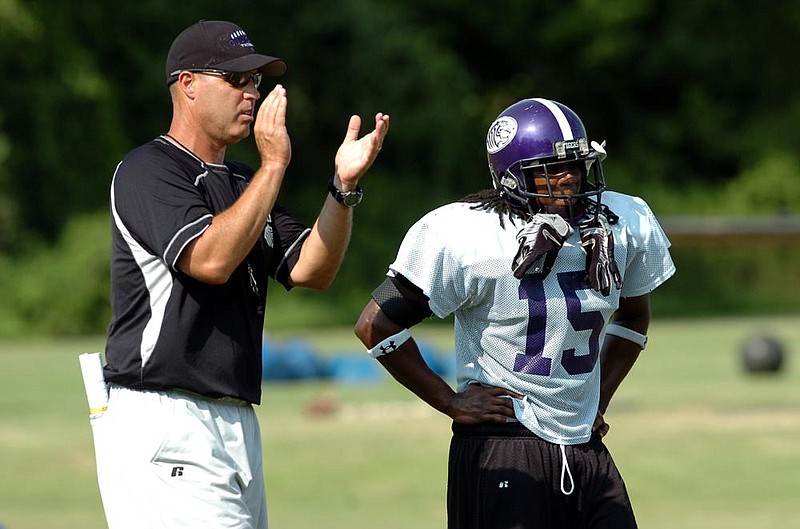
[{"x1": 515, "y1": 270, "x2": 604, "y2": 376}]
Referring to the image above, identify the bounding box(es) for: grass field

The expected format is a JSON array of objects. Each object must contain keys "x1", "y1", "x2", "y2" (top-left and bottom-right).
[{"x1": 1, "y1": 315, "x2": 799, "y2": 529}]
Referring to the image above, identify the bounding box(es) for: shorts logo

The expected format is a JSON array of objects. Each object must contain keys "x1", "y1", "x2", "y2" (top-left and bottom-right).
[
  {"x1": 486, "y1": 116, "x2": 518, "y2": 154},
  {"x1": 171, "y1": 466, "x2": 184, "y2": 477}
]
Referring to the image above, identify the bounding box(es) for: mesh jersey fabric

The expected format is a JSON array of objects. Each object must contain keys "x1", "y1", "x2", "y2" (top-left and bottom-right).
[{"x1": 387, "y1": 191, "x2": 675, "y2": 444}]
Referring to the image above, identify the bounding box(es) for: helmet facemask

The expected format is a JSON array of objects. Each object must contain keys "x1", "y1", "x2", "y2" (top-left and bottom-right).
[{"x1": 495, "y1": 146, "x2": 606, "y2": 225}]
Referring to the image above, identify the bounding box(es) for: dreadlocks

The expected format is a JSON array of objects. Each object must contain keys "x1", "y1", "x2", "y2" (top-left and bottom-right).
[
  {"x1": 459, "y1": 189, "x2": 529, "y2": 229},
  {"x1": 460, "y1": 188, "x2": 619, "y2": 229}
]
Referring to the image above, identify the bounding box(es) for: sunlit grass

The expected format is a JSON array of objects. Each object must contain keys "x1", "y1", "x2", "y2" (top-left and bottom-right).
[{"x1": 0, "y1": 316, "x2": 798, "y2": 529}]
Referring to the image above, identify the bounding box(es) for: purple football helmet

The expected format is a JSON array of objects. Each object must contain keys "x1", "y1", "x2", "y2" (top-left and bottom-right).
[{"x1": 486, "y1": 98, "x2": 606, "y2": 221}]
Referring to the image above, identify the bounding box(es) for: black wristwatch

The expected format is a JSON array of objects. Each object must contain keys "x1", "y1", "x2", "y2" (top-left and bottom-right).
[{"x1": 328, "y1": 175, "x2": 363, "y2": 208}]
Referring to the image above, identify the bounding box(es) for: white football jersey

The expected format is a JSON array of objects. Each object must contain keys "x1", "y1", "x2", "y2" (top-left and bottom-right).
[{"x1": 388, "y1": 191, "x2": 675, "y2": 444}]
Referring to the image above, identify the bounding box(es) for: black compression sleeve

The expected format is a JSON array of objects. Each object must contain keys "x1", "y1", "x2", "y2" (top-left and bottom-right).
[{"x1": 371, "y1": 274, "x2": 433, "y2": 328}]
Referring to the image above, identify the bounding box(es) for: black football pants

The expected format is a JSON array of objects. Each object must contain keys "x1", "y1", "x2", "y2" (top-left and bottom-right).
[{"x1": 447, "y1": 422, "x2": 637, "y2": 529}]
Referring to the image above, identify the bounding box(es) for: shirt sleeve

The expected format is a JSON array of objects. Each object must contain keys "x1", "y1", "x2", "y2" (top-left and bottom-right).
[
  {"x1": 111, "y1": 147, "x2": 212, "y2": 270},
  {"x1": 618, "y1": 196, "x2": 677, "y2": 298},
  {"x1": 388, "y1": 209, "x2": 467, "y2": 319},
  {"x1": 266, "y1": 202, "x2": 311, "y2": 289}
]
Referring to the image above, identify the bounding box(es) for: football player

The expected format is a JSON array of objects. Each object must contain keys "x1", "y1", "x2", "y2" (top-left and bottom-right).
[{"x1": 355, "y1": 98, "x2": 675, "y2": 529}]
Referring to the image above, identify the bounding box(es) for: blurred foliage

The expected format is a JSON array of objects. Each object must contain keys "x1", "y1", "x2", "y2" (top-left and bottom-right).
[
  {"x1": 0, "y1": 0, "x2": 799, "y2": 336},
  {"x1": 658, "y1": 244, "x2": 800, "y2": 317},
  {"x1": 0, "y1": 211, "x2": 110, "y2": 336}
]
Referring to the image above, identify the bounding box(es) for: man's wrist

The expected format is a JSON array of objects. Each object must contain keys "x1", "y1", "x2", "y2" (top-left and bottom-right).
[
  {"x1": 332, "y1": 173, "x2": 355, "y2": 193},
  {"x1": 328, "y1": 173, "x2": 363, "y2": 208}
]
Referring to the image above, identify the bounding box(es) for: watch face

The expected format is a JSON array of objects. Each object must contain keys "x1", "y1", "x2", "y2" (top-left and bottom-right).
[{"x1": 342, "y1": 192, "x2": 362, "y2": 207}]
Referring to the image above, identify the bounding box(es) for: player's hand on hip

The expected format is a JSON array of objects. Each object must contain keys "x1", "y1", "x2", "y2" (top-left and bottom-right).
[
  {"x1": 448, "y1": 383, "x2": 522, "y2": 425},
  {"x1": 254, "y1": 84, "x2": 291, "y2": 171},
  {"x1": 592, "y1": 411, "x2": 610, "y2": 437},
  {"x1": 334, "y1": 112, "x2": 390, "y2": 190}
]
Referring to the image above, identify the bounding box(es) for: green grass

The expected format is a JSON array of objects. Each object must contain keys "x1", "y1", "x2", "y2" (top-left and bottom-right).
[{"x1": 1, "y1": 317, "x2": 799, "y2": 529}]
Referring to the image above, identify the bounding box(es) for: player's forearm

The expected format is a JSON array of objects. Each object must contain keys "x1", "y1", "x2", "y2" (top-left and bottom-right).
[
  {"x1": 377, "y1": 345, "x2": 458, "y2": 416},
  {"x1": 598, "y1": 294, "x2": 650, "y2": 413},
  {"x1": 597, "y1": 336, "x2": 641, "y2": 414},
  {"x1": 355, "y1": 302, "x2": 456, "y2": 416}
]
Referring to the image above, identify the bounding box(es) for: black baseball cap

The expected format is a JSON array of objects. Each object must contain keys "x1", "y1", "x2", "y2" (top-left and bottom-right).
[{"x1": 166, "y1": 20, "x2": 287, "y2": 85}]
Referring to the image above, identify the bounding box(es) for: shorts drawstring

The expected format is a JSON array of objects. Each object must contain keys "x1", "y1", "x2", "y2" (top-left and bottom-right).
[{"x1": 560, "y1": 444, "x2": 575, "y2": 495}]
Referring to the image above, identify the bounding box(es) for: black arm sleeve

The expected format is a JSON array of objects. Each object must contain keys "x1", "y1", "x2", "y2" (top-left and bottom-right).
[{"x1": 371, "y1": 274, "x2": 433, "y2": 328}]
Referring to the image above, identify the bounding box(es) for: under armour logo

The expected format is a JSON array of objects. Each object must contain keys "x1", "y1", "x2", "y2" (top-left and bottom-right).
[
  {"x1": 171, "y1": 466, "x2": 184, "y2": 477},
  {"x1": 499, "y1": 481, "x2": 509, "y2": 488},
  {"x1": 379, "y1": 341, "x2": 397, "y2": 354}
]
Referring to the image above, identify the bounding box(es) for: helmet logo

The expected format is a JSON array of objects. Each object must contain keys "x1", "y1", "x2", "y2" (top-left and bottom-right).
[{"x1": 486, "y1": 116, "x2": 518, "y2": 154}]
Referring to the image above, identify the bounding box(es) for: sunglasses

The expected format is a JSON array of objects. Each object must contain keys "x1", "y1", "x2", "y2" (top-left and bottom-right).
[{"x1": 187, "y1": 69, "x2": 263, "y2": 89}]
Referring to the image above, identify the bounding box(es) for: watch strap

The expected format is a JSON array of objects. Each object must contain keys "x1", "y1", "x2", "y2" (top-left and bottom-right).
[{"x1": 328, "y1": 174, "x2": 363, "y2": 207}]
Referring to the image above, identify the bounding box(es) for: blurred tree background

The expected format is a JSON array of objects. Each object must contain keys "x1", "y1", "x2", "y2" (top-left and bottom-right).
[{"x1": 1, "y1": 0, "x2": 798, "y2": 336}]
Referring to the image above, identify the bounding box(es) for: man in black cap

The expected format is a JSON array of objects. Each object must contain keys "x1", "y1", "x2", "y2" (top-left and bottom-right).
[{"x1": 90, "y1": 20, "x2": 389, "y2": 529}]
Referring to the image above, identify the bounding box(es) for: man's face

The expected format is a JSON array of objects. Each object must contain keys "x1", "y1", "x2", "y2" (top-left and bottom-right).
[
  {"x1": 193, "y1": 71, "x2": 262, "y2": 145},
  {"x1": 528, "y1": 161, "x2": 584, "y2": 208}
]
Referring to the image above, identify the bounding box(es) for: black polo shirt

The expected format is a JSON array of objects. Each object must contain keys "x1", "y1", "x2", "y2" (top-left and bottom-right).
[{"x1": 104, "y1": 136, "x2": 310, "y2": 404}]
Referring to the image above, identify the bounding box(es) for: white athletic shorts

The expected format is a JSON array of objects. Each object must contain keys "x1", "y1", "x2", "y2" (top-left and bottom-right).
[{"x1": 90, "y1": 385, "x2": 267, "y2": 529}]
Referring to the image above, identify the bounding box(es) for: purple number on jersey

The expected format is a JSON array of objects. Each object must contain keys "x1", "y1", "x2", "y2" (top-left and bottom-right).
[
  {"x1": 515, "y1": 274, "x2": 551, "y2": 375},
  {"x1": 515, "y1": 271, "x2": 603, "y2": 376}
]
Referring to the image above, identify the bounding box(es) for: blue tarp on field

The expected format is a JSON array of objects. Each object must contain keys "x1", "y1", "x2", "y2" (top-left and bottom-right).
[{"x1": 261, "y1": 336, "x2": 454, "y2": 384}]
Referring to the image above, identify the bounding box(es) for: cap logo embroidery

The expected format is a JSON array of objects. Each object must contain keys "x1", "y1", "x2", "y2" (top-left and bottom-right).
[
  {"x1": 227, "y1": 30, "x2": 255, "y2": 49},
  {"x1": 486, "y1": 116, "x2": 518, "y2": 154}
]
